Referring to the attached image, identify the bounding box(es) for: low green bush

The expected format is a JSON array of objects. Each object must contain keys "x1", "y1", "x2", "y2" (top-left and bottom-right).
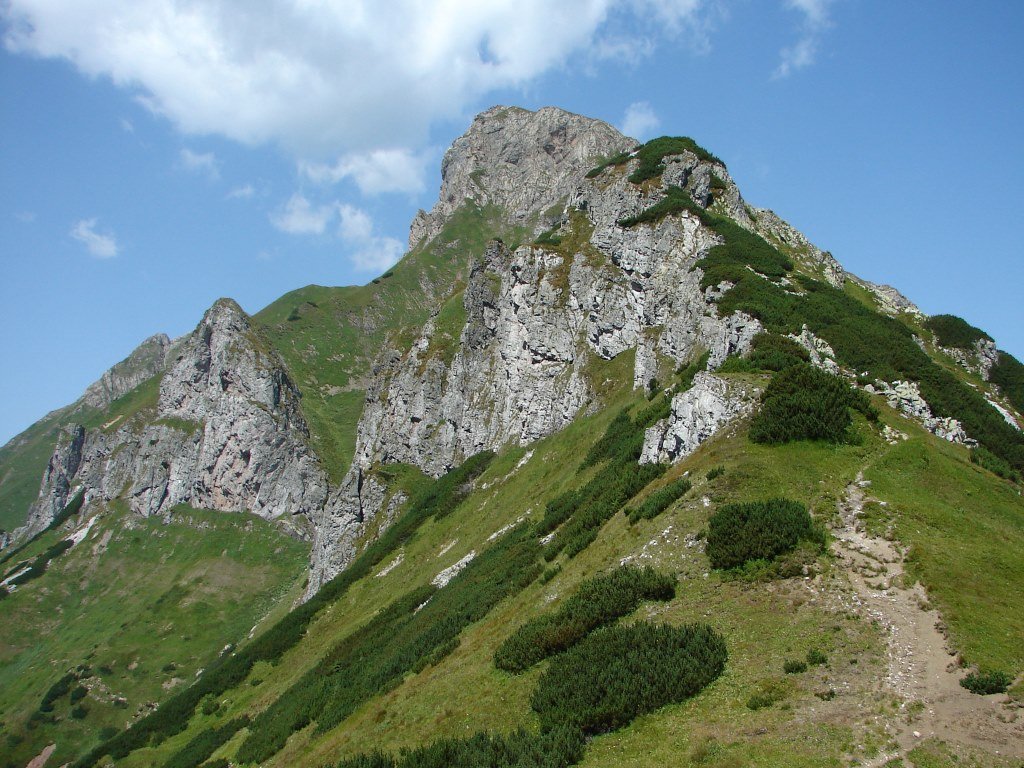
[
  {"x1": 959, "y1": 669, "x2": 1013, "y2": 695},
  {"x1": 531, "y1": 623, "x2": 727, "y2": 734},
  {"x1": 705, "y1": 466, "x2": 725, "y2": 481},
  {"x1": 749, "y1": 364, "x2": 877, "y2": 445},
  {"x1": 626, "y1": 478, "x2": 692, "y2": 524},
  {"x1": 990, "y1": 351, "x2": 1024, "y2": 414},
  {"x1": 925, "y1": 314, "x2": 991, "y2": 350},
  {"x1": 494, "y1": 566, "x2": 675, "y2": 673},
  {"x1": 706, "y1": 498, "x2": 823, "y2": 571},
  {"x1": 540, "y1": 405, "x2": 668, "y2": 561},
  {"x1": 162, "y1": 715, "x2": 250, "y2": 768},
  {"x1": 38, "y1": 672, "x2": 76, "y2": 713},
  {"x1": 236, "y1": 526, "x2": 541, "y2": 763},
  {"x1": 627, "y1": 137, "x2": 725, "y2": 183},
  {"x1": 783, "y1": 659, "x2": 807, "y2": 674},
  {"x1": 970, "y1": 446, "x2": 1021, "y2": 483},
  {"x1": 718, "y1": 333, "x2": 810, "y2": 374},
  {"x1": 336, "y1": 727, "x2": 585, "y2": 768},
  {"x1": 807, "y1": 648, "x2": 828, "y2": 666}
]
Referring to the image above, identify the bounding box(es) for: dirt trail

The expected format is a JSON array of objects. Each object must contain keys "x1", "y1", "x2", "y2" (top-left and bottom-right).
[{"x1": 832, "y1": 473, "x2": 1023, "y2": 765}]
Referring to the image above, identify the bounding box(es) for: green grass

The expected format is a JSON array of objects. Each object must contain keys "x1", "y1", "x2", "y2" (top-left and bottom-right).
[
  {"x1": 22, "y1": 347, "x2": 1020, "y2": 768},
  {"x1": 0, "y1": 503, "x2": 308, "y2": 768}
]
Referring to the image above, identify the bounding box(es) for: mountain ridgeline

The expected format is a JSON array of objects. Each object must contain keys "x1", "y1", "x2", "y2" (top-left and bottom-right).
[{"x1": 1, "y1": 106, "x2": 1022, "y2": 768}]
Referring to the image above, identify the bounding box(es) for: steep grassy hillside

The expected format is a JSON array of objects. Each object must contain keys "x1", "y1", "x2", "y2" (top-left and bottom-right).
[
  {"x1": 74, "y1": 346, "x2": 1022, "y2": 768},
  {"x1": 0, "y1": 503, "x2": 308, "y2": 768}
]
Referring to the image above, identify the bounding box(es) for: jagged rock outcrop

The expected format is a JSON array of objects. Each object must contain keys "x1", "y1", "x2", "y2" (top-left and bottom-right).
[
  {"x1": 15, "y1": 424, "x2": 87, "y2": 541},
  {"x1": 939, "y1": 338, "x2": 1000, "y2": 380},
  {"x1": 870, "y1": 380, "x2": 971, "y2": 444},
  {"x1": 640, "y1": 373, "x2": 757, "y2": 464},
  {"x1": 791, "y1": 325, "x2": 841, "y2": 374},
  {"x1": 860, "y1": 280, "x2": 923, "y2": 316},
  {"x1": 18, "y1": 299, "x2": 328, "y2": 544},
  {"x1": 408, "y1": 105, "x2": 636, "y2": 248},
  {"x1": 751, "y1": 208, "x2": 845, "y2": 288},
  {"x1": 82, "y1": 333, "x2": 172, "y2": 409}
]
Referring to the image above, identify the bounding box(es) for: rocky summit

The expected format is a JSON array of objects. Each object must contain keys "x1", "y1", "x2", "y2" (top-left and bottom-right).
[{"x1": 1, "y1": 106, "x2": 1022, "y2": 768}]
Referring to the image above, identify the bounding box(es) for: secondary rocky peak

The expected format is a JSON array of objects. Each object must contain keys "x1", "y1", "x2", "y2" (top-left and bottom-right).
[
  {"x1": 16, "y1": 295, "x2": 329, "y2": 545},
  {"x1": 159, "y1": 297, "x2": 296, "y2": 423},
  {"x1": 408, "y1": 105, "x2": 636, "y2": 247},
  {"x1": 81, "y1": 332, "x2": 171, "y2": 409}
]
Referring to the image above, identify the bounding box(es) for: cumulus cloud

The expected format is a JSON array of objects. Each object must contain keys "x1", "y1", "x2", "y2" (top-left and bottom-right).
[
  {"x1": 269, "y1": 193, "x2": 334, "y2": 235},
  {"x1": 270, "y1": 194, "x2": 403, "y2": 271},
  {"x1": 179, "y1": 148, "x2": 219, "y2": 179},
  {"x1": 71, "y1": 218, "x2": 118, "y2": 258},
  {"x1": 619, "y1": 101, "x2": 660, "y2": 140},
  {"x1": 1, "y1": 1, "x2": 710, "y2": 176},
  {"x1": 338, "y1": 204, "x2": 404, "y2": 272},
  {"x1": 301, "y1": 149, "x2": 429, "y2": 196},
  {"x1": 774, "y1": 0, "x2": 834, "y2": 79}
]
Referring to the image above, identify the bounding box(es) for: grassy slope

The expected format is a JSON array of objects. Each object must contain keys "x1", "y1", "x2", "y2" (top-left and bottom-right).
[
  {"x1": 0, "y1": 504, "x2": 308, "y2": 768},
  {"x1": 253, "y1": 203, "x2": 529, "y2": 482},
  {"x1": 113, "y1": 355, "x2": 1022, "y2": 768}
]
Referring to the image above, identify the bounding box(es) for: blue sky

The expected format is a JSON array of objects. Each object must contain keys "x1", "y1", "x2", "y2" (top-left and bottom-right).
[{"x1": 1, "y1": 1, "x2": 1022, "y2": 445}]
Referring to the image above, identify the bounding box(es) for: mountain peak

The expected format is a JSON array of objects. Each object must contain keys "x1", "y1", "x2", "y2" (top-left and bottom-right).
[{"x1": 408, "y1": 105, "x2": 635, "y2": 248}]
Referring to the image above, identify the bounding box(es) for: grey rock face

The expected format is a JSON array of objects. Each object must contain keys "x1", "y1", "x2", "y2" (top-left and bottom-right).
[
  {"x1": 16, "y1": 424, "x2": 87, "y2": 541},
  {"x1": 82, "y1": 333, "x2": 172, "y2": 409},
  {"x1": 408, "y1": 105, "x2": 636, "y2": 248},
  {"x1": 19, "y1": 299, "x2": 328, "y2": 545},
  {"x1": 640, "y1": 373, "x2": 757, "y2": 464},
  {"x1": 791, "y1": 325, "x2": 840, "y2": 374},
  {"x1": 873, "y1": 380, "x2": 971, "y2": 444},
  {"x1": 860, "y1": 280, "x2": 923, "y2": 316}
]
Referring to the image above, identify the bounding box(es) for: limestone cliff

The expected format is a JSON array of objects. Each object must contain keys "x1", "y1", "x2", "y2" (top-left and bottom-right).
[{"x1": 17, "y1": 299, "x2": 328, "y2": 543}]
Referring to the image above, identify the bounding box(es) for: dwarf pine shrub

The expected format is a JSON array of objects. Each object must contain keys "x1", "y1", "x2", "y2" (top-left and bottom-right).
[{"x1": 706, "y1": 498, "x2": 823, "y2": 570}]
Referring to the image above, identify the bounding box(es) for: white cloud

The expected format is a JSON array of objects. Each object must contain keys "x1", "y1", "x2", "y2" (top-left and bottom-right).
[
  {"x1": 120, "y1": 117, "x2": 134, "y2": 133},
  {"x1": 301, "y1": 149, "x2": 429, "y2": 196},
  {"x1": 179, "y1": 148, "x2": 219, "y2": 179},
  {"x1": 227, "y1": 184, "x2": 255, "y2": 200},
  {"x1": 70, "y1": 218, "x2": 118, "y2": 258},
  {"x1": 270, "y1": 193, "x2": 334, "y2": 235},
  {"x1": 773, "y1": 0, "x2": 834, "y2": 79},
  {"x1": 1, "y1": 0, "x2": 710, "y2": 166},
  {"x1": 338, "y1": 203, "x2": 404, "y2": 272},
  {"x1": 619, "y1": 101, "x2": 660, "y2": 140},
  {"x1": 350, "y1": 238, "x2": 404, "y2": 272},
  {"x1": 15, "y1": 211, "x2": 35, "y2": 223}
]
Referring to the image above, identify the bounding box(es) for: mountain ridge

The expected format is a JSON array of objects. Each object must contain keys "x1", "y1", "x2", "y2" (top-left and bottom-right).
[{"x1": 1, "y1": 104, "x2": 1022, "y2": 768}]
